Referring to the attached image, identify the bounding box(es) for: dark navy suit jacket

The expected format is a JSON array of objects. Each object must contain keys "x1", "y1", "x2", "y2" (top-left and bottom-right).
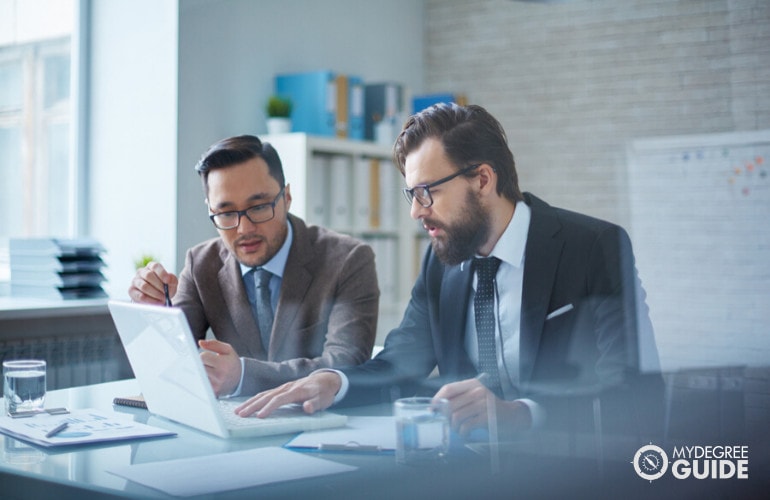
[{"x1": 343, "y1": 193, "x2": 663, "y2": 435}]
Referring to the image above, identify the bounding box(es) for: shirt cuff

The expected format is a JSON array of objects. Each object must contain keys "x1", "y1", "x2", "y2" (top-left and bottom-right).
[
  {"x1": 223, "y1": 357, "x2": 246, "y2": 398},
  {"x1": 310, "y1": 368, "x2": 348, "y2": 405},
  {"x1": 515, "y1": 397, "x2": 545, "y2": 429}
]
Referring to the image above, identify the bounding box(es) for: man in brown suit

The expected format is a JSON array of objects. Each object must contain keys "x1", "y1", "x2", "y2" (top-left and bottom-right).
[{"x1": 128, "y1": 135, "x2": 379, "y2": 396}]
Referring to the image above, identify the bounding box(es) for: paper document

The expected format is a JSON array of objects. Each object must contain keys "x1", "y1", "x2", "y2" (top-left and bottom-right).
[
  {"x1": 286, "y1": 416, "x2": 396, "y2": 452},
  {"x1": 108, "y1": 446, "x2": 357, "y2": 496},
  {"x1": 0, "y1": 408, "x2": 175, "y2": 447}
]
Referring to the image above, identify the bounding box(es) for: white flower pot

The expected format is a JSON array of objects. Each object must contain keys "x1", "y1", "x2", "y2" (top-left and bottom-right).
[{"x1": 266, "y1": 118, "x2": 292, "y2": 135}]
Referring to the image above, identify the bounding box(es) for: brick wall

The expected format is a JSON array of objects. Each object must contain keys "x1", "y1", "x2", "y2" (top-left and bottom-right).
[
  {"x1": 423, "y1": 0, "x2": 769, "y2": 226},
  {"x1": 423, "y1": 0, "x2": 770, "y2": 438}
]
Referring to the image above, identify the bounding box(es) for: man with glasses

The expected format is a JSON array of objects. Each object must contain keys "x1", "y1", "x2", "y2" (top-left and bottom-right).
[
  {"x1": 236, "y1": 104, "x2": 663, "y2": 442},
  {"x1": 128, "y1": 135, "x2": 379, "y2": 397}
]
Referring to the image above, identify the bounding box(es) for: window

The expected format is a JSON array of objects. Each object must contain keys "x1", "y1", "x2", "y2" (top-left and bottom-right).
[{"x1": 0, "y1": 0, "x2": 77, "y2": 286}]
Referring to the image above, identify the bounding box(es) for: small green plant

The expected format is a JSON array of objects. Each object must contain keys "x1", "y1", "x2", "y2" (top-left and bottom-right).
[
  {"x1": 134, "y1": 254, "x2": 158, "y2": 270},
  {"x1": 266, "y1": 95, "x2": 292, "y2": 118}
]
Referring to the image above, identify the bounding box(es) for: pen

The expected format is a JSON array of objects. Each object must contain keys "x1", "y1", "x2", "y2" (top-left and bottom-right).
[
  {"x1": 45, "y1": 421, "x2": 69, "y2": 438},
  {"x1": 163, "y1": 283, "x2": 173, "y2": 307},
  {"x1": 319, "y1": 443, "x2": 382, "y2": 452}
]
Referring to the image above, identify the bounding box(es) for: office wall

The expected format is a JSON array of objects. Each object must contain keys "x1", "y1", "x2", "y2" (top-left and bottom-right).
[
  {"x1": 86, "y1": 0, "x2": 423, "y2": 297},
  {"x1": 424, "y1": 0, "x2": 769, "y2": 226},
  {"x1": 423, "y1": 0, "x2": 770, "y2": 370},
  {"x1": 175, "y1": 0, "x2": 425, "y2": 272}
]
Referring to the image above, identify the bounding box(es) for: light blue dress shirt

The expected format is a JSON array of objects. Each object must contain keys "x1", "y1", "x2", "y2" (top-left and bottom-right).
[{"x1": 226, "y1": 221, "x2": 294, "y2": 397}]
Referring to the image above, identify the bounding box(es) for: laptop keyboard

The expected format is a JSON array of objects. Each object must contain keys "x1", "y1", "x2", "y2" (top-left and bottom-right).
[{"x1": 217, "y1": 400, "x2": 310, "y2": 428}]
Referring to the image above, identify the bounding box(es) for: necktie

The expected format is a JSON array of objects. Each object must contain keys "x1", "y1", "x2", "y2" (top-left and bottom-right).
[
  {"x1": 474, "y1": 257, "x2": 502, "y2": 395},
  {"x1": 255, "y1": 268, "x2": 274, "y2": 349}
]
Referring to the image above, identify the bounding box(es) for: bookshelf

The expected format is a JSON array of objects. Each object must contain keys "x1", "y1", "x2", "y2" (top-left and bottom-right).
[{"x1": 263, "y1": 133, "x2": 419, "y2": 344}]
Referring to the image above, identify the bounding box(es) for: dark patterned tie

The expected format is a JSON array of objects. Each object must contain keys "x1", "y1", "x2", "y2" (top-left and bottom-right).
[
  {"x1": 474, "y1": 257, "x2": 502, "y2": 395},
  {"x1": 255, "y1": 268, "x2": 274, "y2": 350}
]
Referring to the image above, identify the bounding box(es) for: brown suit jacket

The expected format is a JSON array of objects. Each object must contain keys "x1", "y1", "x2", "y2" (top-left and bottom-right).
[{"x1": 174, "y1": 214, "x2": 379, "y2": 395}]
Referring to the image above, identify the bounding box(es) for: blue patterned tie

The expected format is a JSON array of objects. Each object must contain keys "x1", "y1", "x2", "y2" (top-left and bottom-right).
[
  {"x1": 474, "y1": 257, "x2": 502, "y2": 395},
  {"x1": 255, "y1": 268, "x2": 273, "y2": 350}
]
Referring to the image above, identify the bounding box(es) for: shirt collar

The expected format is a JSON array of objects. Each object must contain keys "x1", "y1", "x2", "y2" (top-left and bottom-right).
[
  {"x1": 239, "y1": 219, "x2": 293, "y2": 278},
  {"x1": 478, "y1": 201, "x2": 530, "y2": 269}
]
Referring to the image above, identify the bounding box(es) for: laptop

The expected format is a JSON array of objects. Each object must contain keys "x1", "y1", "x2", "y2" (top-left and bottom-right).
[{"x1": 107, "y1": 300, "x2": 347, "y2": 439}]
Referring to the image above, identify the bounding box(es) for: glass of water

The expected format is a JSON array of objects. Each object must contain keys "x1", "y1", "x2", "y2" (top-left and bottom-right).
[
  {"x1": 3, "y1": 360, "x2": 47, "y2": 416},
  {"x1": 394, "y1": 396, "x2": 450, "y2": 465}
]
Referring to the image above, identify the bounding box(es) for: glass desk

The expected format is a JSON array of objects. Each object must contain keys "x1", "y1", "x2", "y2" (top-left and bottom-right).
[{"x1": 1, "y1": 379, "x2": 762, "y2": 499}]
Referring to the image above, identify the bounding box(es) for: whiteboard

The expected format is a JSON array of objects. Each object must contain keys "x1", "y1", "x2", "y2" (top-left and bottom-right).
[{"x1": 627, "y1": 130, "x2": 770, "y2": 372}]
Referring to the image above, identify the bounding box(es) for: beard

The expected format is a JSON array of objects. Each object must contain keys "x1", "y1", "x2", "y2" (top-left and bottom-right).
[{"x1": 428, "y1": 190, "x2": 491, "y2": 266}]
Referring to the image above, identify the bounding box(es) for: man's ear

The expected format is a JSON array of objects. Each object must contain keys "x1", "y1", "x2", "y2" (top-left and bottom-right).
[
  {"x1": 476, "y1": 163, "x2": 497, "y2": 195},
  {"x1": 283, "y1": 183, "x2": 293, "y2": 211}
]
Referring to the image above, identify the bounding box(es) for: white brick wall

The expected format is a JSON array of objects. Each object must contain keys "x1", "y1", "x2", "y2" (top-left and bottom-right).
[
  {"x1": 424, "y1": 0, "x2": 770, "y2": 372},
  {"x1": 424, "y1": 0, "x2": 770, "y2": 436},
  {"x1": 424, "y1": 0, "x2": 769, "y2": 225}
]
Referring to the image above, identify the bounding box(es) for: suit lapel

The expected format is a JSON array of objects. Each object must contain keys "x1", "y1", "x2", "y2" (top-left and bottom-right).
[
  {"x1": 439, "y1": 260, "x2": 475, "y2": 375},
  {"x1": 270, "y1": 215, "x2": 312, "y2": 356},
  {"x1": 519, "y1": 194, "x2": 563, "y2": 386}
]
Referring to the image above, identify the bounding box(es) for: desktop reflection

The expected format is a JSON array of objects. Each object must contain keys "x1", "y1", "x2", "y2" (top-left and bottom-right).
[
  {"x1": 3, "y1": 437, "x2": 45, "y2": 468},
  {"x1": 0, "y1": 377, "x2": 767, "y2": 499}
]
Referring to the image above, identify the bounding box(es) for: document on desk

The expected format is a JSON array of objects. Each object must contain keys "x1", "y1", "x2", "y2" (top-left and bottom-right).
[
  {"x1": 108, "y1": 447, "x2": 357, "y2": 496},
  {"x1": 0, "y1": 408, "x2": 175, "y2": 447},
  {"x1": 285, "y1": 416, "x2": 396, "y2": 452}
]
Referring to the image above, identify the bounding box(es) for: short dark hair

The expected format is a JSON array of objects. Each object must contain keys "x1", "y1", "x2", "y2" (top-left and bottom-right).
[
  {"x1": 393, "y1": 103, "x2": 523, "y2": 203},
  {"x1": 194, "y1": 135, "x2": 285, "y2": 195}
]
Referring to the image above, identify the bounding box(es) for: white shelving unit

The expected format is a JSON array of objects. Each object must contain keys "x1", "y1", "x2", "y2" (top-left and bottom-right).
[{"x1": 264, "y1": 133, "x2": 420, "y2": 344}]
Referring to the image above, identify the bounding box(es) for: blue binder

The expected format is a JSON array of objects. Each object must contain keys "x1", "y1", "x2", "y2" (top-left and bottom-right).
[
  {"x1": 275, "y1": 71, "x2": 337, "y2": 137},
  {"x1": 364, "y1": 83, "x2": 403, "y2": 141}
]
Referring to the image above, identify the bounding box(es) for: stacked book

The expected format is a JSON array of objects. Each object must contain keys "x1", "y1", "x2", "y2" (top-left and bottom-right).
[{"x1": 9, "y1": 238, "x2": 108, "y2": 300}]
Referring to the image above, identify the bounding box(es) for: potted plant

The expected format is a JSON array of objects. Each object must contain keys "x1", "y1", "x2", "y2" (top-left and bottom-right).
[
  {"x1": 265, "y1": 95, "x2": 292, "y2": 134},
  {"x1": 133, "y1": 253, "x2": 158, "y2": 270}
]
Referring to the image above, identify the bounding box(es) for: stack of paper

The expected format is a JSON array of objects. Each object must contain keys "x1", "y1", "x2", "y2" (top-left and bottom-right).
[{"x1": 9, "y1": 238, "x2": 108, "y2": 299}]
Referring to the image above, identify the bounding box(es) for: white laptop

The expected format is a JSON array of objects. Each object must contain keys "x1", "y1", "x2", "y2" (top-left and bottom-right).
[{"x1": 108, "y1": 300, "x2": 347, "y2": 439}]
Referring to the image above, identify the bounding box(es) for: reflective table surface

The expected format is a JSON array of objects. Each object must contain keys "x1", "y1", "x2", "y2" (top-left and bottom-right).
[{"x1": 1, "y1": 379, "x2": 766, "y2": 500}]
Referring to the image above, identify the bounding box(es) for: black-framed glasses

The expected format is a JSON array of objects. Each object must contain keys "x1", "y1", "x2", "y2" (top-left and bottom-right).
[
  {"x1": 402, "y1": 164, "x2": 481, "y2": 208},
  {"x1": 208, "y1": 187, "x2": 285, "y2": 230}
]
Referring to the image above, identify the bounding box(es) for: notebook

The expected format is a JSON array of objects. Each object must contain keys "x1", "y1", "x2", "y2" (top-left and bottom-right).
[{"x1": 107, "y1": 300, "x2": 347, "y2": 439}]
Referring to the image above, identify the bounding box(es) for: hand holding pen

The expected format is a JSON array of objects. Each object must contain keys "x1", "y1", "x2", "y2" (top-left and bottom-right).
[{"x1": 128, "y1": 261, "x2": 179, "y2": 306}]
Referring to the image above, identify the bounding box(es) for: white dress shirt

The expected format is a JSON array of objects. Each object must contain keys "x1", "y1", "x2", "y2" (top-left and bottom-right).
[{"x1": 330, "y1": 202, "x2": 543, "y2": 425}]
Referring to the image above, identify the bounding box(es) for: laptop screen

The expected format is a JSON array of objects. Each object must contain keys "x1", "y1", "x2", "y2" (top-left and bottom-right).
[{"x1": 108, "y1": 301, "x2": 228, "y2": 436}]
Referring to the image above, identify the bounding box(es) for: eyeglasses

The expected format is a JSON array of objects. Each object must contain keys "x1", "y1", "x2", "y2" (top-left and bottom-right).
[
  {"x1": 208, "y1": 187, "x2": 285, "y2": 230},
  {"x1": 402, "y1": 164, "x2": 481, "y2": 208}
]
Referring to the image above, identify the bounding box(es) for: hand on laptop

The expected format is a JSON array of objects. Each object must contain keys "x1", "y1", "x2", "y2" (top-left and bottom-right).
[
  {"x1": 234, "y1": 371, "x2": 341, "y2": 418},
  {"x1": 199, "y1": 339, "x2": 242, "y2": 397},
  {"x1": 129, "y1": 261, "x2": 179, "y2": 305}
]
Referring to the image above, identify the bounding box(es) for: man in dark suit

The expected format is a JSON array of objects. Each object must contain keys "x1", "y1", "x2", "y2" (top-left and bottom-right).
[
  {"x1": 128, "y1": 135, "x2": 379, "y2": 396},
  {"x1": 235, "y1": 104, "x2": 662, "y2": 438}
]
